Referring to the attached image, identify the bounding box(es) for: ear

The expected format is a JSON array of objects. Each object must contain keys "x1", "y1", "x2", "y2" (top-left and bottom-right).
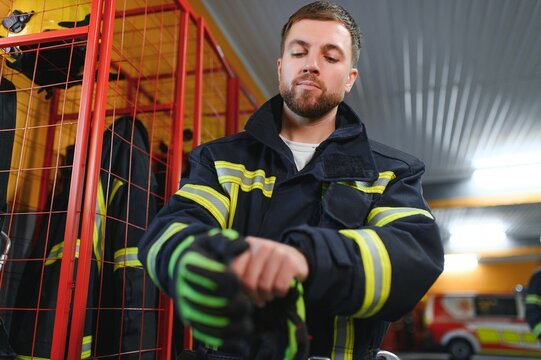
[
  {"x1": 277, "y1": 58, "x2": 282, "y2": 82},
  {"x1": 345, "y1": 67, "x2": 358, "y2": 93}
]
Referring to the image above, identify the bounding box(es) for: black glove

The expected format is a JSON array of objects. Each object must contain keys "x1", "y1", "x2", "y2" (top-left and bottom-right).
[
  {"x1": 250, "y1": 280, "x2": 310, "y2": 360},
  {"x1": 172, "y1": 229, "x2": 253, "y2": 354}
]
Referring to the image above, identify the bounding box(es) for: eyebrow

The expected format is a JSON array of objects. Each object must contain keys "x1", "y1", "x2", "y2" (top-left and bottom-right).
[
  {"x1": 287, "y1": 39, "x2": 346, "y2": 58},
  {"x1": 287, "y1": 39, "x2": 310, "y2": 50}
]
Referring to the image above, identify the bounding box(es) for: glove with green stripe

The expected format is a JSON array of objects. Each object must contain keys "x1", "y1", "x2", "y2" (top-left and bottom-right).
[
  {"x1": 172, "y1": 229, "x2": 253, "y2": 354},
  {"x1": 250, "y1": 280, "x2": 310, "y2": 360}
]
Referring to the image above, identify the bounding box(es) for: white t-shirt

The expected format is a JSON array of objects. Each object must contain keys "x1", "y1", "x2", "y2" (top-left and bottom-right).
[{"x1": 279, "y1": 134, "x2": 319, "y2": 170}]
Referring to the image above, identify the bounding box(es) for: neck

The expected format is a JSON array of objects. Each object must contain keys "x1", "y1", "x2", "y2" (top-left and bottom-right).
[{"x1": 280, "y1": 104, "x2": 337, "y2": 143}]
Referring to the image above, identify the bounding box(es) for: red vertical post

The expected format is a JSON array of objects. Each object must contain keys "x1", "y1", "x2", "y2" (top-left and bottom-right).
[
  {"x1": 192, "y1": 17, "x2": 204, "y2": 147},
  {"x1": 157, "y1": 9, "x2": 190, "y2": 359},
  {"x1": 226, "y1": 77, "x2": 240, "y2": 136},
  {"x1": 66, "y1": 0, "x2": 117, "y2": 357},
  {"x1": 50, "y1": 0, "x2": 104, "y2": 358}
]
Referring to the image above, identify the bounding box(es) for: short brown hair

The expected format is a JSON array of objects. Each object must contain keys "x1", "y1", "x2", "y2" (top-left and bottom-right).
[{"x1": 280, "y1": 1, "x2": 362, "y2": 66}]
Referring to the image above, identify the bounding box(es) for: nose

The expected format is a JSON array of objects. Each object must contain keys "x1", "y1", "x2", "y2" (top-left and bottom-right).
[{"x1": 303, "y1": 56, "x2": 320, "y2": 75}]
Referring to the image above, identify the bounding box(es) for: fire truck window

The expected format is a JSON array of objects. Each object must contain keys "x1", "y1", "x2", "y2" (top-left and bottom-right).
[{"x1": 474, "y1": 297, "x2": 517, "y2": 317}]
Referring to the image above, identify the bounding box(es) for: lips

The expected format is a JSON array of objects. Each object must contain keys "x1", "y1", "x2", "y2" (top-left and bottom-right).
[
  {"x1": 297, "y1": 80, "x2": 320, "y2": 89},
  {"x1": 295, "y1": 75, "x2": 322, "y2": 90}
]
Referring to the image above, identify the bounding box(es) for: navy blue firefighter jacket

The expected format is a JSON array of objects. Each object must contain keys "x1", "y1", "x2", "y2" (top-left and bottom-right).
[{"x1": 138, "y1": 95, "x2": 444, "y2": 358}]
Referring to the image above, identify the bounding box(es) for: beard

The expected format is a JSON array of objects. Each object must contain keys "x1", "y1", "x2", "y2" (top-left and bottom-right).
[{"x1": 279, "y1": 74, "x2": 344, "y2": 119}]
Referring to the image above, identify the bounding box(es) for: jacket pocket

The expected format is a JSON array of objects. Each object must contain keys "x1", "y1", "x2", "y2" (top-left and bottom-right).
[{"x1": 321, "y1": 182, "x2": 373, "y2": 229}]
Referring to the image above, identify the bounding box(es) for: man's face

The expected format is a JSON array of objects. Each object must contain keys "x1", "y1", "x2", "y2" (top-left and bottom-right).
[{"x1": 277, "y1": 19, "x2": 358, "y2": 119}]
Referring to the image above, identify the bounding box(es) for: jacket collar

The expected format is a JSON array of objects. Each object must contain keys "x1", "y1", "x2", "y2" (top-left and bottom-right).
[{"x1": 244, "y1": 94, "x2": 379, "y2": 181}]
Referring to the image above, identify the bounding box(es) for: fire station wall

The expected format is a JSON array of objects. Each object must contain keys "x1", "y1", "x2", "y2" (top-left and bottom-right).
[{"x1": 429, "y1": 257, "x2": 540, "y2": 294}]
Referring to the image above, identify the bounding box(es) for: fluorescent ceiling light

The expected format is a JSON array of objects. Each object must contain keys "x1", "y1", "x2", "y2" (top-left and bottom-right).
[
  {"x1": 444, "y1": 253, "x2": 478, "y2": 272},
  {"x1": 472, "y1": 163, "x2": 541, "y2": 187},
  {"x1": 449, "y1": 222, "x2": 507, "y2": 249},
  {"x1": 472, "y1": 154, "x2": 541, "y2": 188},
  {"x1": 474, "y1": 153, "x2": 541, "y2": 169}
]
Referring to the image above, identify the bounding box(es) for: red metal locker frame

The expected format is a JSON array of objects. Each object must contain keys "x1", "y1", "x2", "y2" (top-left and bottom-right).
[
  {"x1": 192, "y1": 16, "x2": 204, "y2": 148},
  {"x1": 0, "y1": 0, "x2": 259, "y2": 357},
  {"x1": 67, "y1": 0, "x2": 118, "y2": 357},
  {"x1": 160, "y1": 8, "x2": 190, "y2": 358},
  {"x1": 226, "y1": 77, "x2": 240, "y2": 136},
  {"x1": 0, "y1": 0, "x2": 108, "y2": 358},
  {"x1": 51, "y1": 0, "x2": 104, "y2": 357}
]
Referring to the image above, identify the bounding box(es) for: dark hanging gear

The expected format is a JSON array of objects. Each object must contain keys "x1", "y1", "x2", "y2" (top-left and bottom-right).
[
  {"x1": 0, "y1": 77, "x2": 16, "y2": 237},
  {"x1": 0, "y1": 77, "x2": 18, "y2": 359},
  {"x1": 8, "y1": 145, "x2": 97, "y2": 359},
  {"x1": 94, "y1": 116, "x2": 160, "y2": 359},
  {"x1": 10, "y1": 117, "x2": 160, "y2": 358}
]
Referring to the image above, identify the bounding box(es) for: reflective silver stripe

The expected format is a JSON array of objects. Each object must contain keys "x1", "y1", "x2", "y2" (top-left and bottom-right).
[
  {"x1": 332, "y1": 317, "x2": 354, "y2": 360},
  {"x1": 366, "y1": 207, "x2": 434, "y2": 227},
  {"x1": 147, "y1": 222, "x2": 188, "y2": 290},
  {"x1": 215, "y1": 161, "x2": 275, "y2": 197},
  {"x1": 176, "y1": 184, "x2": 230, "y2": 228},
  {"x1": 114, "y1": 247, "x2": 142, "y2": 271},
  {"x1": 340, "y1": 229, "x2": 391, "y2": 318},
  {"x1": 356, "y1": 231, "x2": 383, "y2": 316},
  {"x1": 338, "y1": 171, "x2": 395, "y2": 194}
]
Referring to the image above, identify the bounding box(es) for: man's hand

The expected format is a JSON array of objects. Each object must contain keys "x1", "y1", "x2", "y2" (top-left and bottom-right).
[{"x1": 230, "y1": 236, "x2": 309, "y2": 307}]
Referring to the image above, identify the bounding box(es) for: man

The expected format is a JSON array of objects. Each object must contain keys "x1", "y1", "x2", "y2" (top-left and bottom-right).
[
  {"x1": 138, "y1": 1, "x2": 444, "y2": 359},
  {"x1": 526, "y1": 267, "x2": 541, "y2": 343}
]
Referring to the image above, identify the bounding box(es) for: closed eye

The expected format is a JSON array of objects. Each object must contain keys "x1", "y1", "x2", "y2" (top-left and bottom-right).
[{"x1": 325, "y1": 56, "x2": 338, "y2": 63}]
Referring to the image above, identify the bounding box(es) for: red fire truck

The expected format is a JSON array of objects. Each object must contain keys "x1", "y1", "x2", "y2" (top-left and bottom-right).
[{"x1": 424, "y1": 293, "x2": 541, "y2": 359}]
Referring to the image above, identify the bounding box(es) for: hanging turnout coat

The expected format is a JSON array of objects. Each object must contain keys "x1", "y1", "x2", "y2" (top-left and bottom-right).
[
  {"x1": 10, "y1": 116, "x2": 159, "y2": 359},
  {"x1": 138, "y1": 95, "x2": 444, "y2": 359}
]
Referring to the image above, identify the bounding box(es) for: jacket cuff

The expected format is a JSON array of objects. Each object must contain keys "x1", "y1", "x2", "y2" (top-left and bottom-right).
[{"x1": 281, "y1": 228, "x2": 316, "y2": 294}]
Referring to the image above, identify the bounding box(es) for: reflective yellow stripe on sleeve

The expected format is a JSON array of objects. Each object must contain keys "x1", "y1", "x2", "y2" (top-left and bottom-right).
[
  {"x1": 366, "y1": 207, "x2": 434, "y2": 227},
  {"x1": 176, "y1": 184, "x2": 230, "y2": 228},
  {"x1": 147, "y1": 222, "x2": 188, "y2": 290},
  {"x1": 338, "y1": 171, "x2": 396, "y2": 194},
  {"x1": 215, "y1": 161, "x2": 276, "y2": 198},
  {"x1": 339, "y1": 229, "x2": 391, "y2": 318},
  {"x1": 526, "y1": 294, "x2": 541, "y2": 307},
  {"x1": 114, "y1": 247, "x2": 142, "y2": 271},
  {"x1": 45, "y1": 239, "x2": 81, "y2": 266},
  {"x1": 532, "y1": 322, "x2": 541, "y2": 338}
]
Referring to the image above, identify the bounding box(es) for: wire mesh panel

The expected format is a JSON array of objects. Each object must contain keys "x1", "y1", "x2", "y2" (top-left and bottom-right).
[
  {"x1": 0, "y1": 1, "x2": 92, "y2": 358},
  {"x1": 0, "y1": 0, "x2": 258, "y2": 359}
]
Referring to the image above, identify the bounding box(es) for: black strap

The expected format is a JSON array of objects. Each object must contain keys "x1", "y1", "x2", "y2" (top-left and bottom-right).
[{"x1": 0, "y1": 77, "x2": 17, "y2": 231}]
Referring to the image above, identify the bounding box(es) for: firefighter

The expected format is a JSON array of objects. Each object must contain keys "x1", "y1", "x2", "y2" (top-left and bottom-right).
[
  {"x1": 138, "y1": 1, "x2": 444, "y2": 359},
  {"x1": 526, "y1": 267, "x2": 541, "y2": 343}
]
